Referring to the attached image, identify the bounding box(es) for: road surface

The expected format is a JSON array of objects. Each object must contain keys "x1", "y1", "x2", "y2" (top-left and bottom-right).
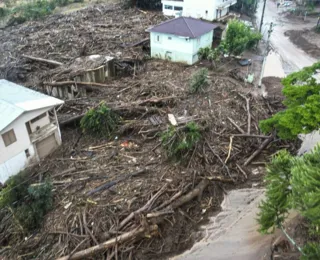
[{"x1": 256, "y1": 0, "x2": 317, "y2": 74}]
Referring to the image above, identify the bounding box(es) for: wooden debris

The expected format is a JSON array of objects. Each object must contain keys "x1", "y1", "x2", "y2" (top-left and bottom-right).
[
  {"x1": 22, "y1": 54, "x2": 63, "y2": 67},
  {"x1": 244, "y1": 136, "x2": 274, "y2": 166}
]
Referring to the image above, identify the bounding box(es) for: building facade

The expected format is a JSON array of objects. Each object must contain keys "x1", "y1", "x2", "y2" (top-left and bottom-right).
[
  {"x1": 0, "y1": 80, "x2": 64, "y2": 184},
  {"x1": 149, "y1": 17, "x2": 218, "y2": 65},
  {"x1": 162, "y1": 0, "x2": 237, "y2": 21}
]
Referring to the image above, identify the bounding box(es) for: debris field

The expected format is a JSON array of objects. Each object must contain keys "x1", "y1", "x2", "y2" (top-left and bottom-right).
[{"x1": 0, "y1": 3, "x2": 294, "y2": 260}]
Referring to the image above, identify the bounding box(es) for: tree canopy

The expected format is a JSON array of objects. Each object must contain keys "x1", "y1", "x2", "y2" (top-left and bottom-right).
[{"x1": 260, "y1": 62, "x2": 320, "y2": 140}]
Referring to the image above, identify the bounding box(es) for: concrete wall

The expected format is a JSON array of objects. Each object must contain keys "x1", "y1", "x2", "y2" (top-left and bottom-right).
[
  {"x1": 29, "y1": 112, "x2": 50, "y2": 133},
  {"x1": 150, "y1": 31, "x2": 213, "y2": 65}
]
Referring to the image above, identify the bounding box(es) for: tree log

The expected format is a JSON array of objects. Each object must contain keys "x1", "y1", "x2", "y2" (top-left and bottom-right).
[
  {"x1": 56, "y1": 225, "x2": 158, "y2": 260},
  {"x1": 22, "y1": 54, "x2": 63, "y2": 66},
  {"x1": 244, "y1": 136, "x2": 274, "y2": 166},
  {"x1": 44, "y1": 81, "x2": 109, "y2": 87},
  {"x1": 59, "y1": 114, "x2": 85, "y2": 127}
]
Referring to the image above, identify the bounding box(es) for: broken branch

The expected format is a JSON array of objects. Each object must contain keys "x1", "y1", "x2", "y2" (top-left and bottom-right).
[{"x1": 22, "y1": 54, "x2": 63, "y2": 66}]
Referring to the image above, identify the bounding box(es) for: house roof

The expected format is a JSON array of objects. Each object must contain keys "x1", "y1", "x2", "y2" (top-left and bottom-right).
[
  {"x1": 148, "y1": 17, "x2": 219, "y2": 38},
  {"x1": 0, "y1": 80, "x2": 64, "y2": 132}
]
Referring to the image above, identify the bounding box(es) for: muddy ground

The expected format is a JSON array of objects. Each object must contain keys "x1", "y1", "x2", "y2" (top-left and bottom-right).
[
  {"x1": 284, "y1": 29, "x2": 320, "y2": 59},
  {"x1": 0, "y1": 3, "x2": 296, "y2": 260}
]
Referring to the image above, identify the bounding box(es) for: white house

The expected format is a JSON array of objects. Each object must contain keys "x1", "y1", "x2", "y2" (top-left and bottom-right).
[
  {"x1": 162, "y1": 0, "x2": 237, "y2": 21},
  {"x1": 0, "y1": 80, "x2": 64, "y2": 184},
  {"x1": 148, "y1": 17, "x2": 218, "y2": 65}
]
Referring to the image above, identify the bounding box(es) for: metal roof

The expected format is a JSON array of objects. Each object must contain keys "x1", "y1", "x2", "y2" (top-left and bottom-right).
[
  {"x1": 148, "y1": 17, "x2": 219, "y2": 38},
  {"x1": 0, "y1": 80, "x2": 64, "y2": 132}
]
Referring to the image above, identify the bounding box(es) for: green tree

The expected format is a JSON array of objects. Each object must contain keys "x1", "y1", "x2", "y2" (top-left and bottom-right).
[
  {"x1": 260, "y1": 62, "x2": 320, "y2": 140},
  {"x1": 257, "y1": 146, "x2": 320, "y2": 259},
  {"x1": 233, "y1": 0, "x2": 258, "y2": 16},
  {"x1": 222, "y1": 19, "x2": 261, "y2": 55},
  {"x1": 189, "y1": 68, "x2": 209, "y2": 93}
]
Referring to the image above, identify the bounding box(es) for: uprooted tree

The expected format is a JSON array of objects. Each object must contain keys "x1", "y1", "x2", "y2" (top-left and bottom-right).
[
  {"x1": 80, "y1": 102, "x2": 121, "y2": 137},
  {"x1": 260, "y1": 62, "x2": 320, "y2": 140},
  {"x1": 257, "y1": 147, "x2": 320, "y2": 259},
  {"x1": 161, "y1": 122, "x2": 202, "y2": 160}
]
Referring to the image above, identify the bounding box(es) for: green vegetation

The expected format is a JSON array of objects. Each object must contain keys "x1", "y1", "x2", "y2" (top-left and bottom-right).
[
  {"x1": 222, "y1": 19, "x2": 261, "y2": 55},
  {"x1": 1, "y1": 0, "x2": 84, "y2": 25},
  {"x1": 260, "y1": 62, "x2": 320, "y2": 140},
  {"x1": 257, "y1": 146, "x2": 320, "y2": 259},
  {"x1": 189, "y1": 68, "x2": 209, "y2": 93},
  {"x1": 0, "y1": 171, "x2": 53, "y2": 231},
  {"x1": 80, "y1": 102, "x2": 120, "y2": 137},
  {"x1": 161, "y1": 122, "x2": 201, "y2": 160}
]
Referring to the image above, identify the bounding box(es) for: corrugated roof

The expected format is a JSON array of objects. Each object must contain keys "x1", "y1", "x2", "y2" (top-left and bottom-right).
[
  {"x1": 148, "y1": 17, "x2": 219, "y2": 38},
  {"x1": 0, "y1": 80, "x2": 64, "y2": 132}
]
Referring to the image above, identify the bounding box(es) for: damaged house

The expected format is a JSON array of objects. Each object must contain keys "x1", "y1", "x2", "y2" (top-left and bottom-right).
[
  {"x1": 148, "y1": 17, "x2": 218, "y2": 65},
  {"x1": 0, "y1": 80, "x2": 64, "y2": 184}
]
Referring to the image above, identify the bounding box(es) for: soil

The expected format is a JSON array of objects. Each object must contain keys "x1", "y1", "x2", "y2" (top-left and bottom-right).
[
  {"x1": 262, "y1": 76, "x2": 284, "y2": 98},
  {"x1": 284, "y1": 29, "x2": 320, "y2": 59},
  {"x1": 0, "y1": 3, "x2": 296, "y2": 260}
]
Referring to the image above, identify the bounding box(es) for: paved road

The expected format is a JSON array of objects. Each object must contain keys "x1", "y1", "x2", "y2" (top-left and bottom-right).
[{"x1": 256, "y1": 0, "x2": 317, "y2": 74}]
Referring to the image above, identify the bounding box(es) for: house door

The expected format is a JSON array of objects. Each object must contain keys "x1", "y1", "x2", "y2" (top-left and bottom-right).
[{"x1": 36, "y1": 134, "x2": 58, "y2": 159}]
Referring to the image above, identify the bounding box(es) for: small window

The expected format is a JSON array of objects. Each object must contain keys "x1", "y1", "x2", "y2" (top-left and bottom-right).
[
  {"x1": 206, "y1": 10, "x2": 208, "y2": 14},
  {"x1": 168, "y1": 36, "x2": 172, "y2": 40},
  {"x1": 30, "y1": 112, "x2": 47, "y2": 124},
  {"x1": 2, "y1": 129, "x2": 17, "y2": 147},
  {"x1": 174, "y1": 6, "x2": 183, "y2": 11},
  {"x1": 25, "y1": 149, "x2": 30, "y2": 158},
  {"x1": 156, "y1": 35, "x2": 160, "y2": 42},
  {"x1": 164, "y1": 5, "x2": 173, "y2": 10}
]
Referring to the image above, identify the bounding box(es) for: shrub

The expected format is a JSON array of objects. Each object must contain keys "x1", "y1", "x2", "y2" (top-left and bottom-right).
[
  {"x1": 189, "y1": 68, "x2": 209, "y2": 93},
  {"x1": 80, "y1": 102, "x2": 120, "y2": 137},
  {"x1": 198, "y1": 47, "x2": 212, "y2": 60},
  {"x1": 161, "y1": 122, "x2": 201, "y2": 160},
  {"x1": 0, "y1": 171, "x2": 53, "y2": 231}
]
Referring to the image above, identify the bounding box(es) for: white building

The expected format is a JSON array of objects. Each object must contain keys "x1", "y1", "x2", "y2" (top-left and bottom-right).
[
  {"x1": 162, "y1": 0, "x2": 237, "y2": 21},
  {"x1": 0, "y1": 80, "x2": 64, "y2": 184},
  {"x1": 148, "y1": 17, "x2": 218, "y2": 65}
]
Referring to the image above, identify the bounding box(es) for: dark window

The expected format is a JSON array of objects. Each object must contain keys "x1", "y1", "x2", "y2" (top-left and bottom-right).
[
  {"x1": 25, "y1": 149, "x2": 30, "y2": 158},
  {"x1": 168, "y1": 36, "x2": 172, "y2": 40},
  {"x1": 165, "y1": 5, "x2": 173, "y2": 10},
  {"x1": 2, "y1": 129, "x2": 17, "y2": 147},
  {"x1": 30, "y1": 112, "x2": 47, "y2": 124},
  {"x1": 157, "y1": 35, "x2": 160, "y2": 42},
  {"x1": 174, "y1": 6, "x2": 183, "y2": 11},
  {"x1": 26, "y1": 122, "x2": 32, "y2": 135}
]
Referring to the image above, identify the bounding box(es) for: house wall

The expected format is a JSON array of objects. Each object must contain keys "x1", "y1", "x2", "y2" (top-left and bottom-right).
[
  {"x1": 162, "y1": 0, "x2": 236, "y2": 20},
  {"x1": 162, "y1": 0, "x2": 184, "y2": 16},
  {"x1": 29, "y1": 112, "x2": 50, "y2": 133},
  {"x1": 0, "y1": 107, "x2": 61, "y2": 184},
  {"x1": 150, "y1": 31, "x2": 213, "y2": 65}
]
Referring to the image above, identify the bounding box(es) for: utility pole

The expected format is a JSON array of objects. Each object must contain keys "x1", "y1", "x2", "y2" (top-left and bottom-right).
[{"x1": 259, "y1": 0, "x2": 267, "y2": 33}]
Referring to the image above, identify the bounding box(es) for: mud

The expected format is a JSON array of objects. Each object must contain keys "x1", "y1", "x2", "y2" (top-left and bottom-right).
[{"x1": 284, "y1": 30, "x2": 320, "y2": 59}]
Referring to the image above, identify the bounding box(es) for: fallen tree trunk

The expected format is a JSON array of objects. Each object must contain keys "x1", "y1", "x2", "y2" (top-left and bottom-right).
[
  {"x1": 59, "y1": 114, "x2": 85, "y2": 127},
  {"x1": 244, "y1": 136, "x2": 274, "y2": 166},
  {"x1": 56, "y1": 225, "x2": 158, "y2": 260},
  {"x1": 44, "y1": 81, "x2": 109, "y2": 88},
  {"x1": 22, "y1": 54, "x2": 63, "y2": 67}
]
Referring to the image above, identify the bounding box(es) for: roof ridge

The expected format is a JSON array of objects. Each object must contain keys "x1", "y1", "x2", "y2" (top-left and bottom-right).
[
  {"x1": 150, "y1": 16, "x2": 181, "y2": 30},
  {"x1": 182, "y1": 17, "x2": 195, "y2": 38}
]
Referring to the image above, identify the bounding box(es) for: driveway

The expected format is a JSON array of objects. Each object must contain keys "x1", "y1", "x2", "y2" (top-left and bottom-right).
[{"x1": 256, "y1": 0, "x2": 317, "y2": 73}]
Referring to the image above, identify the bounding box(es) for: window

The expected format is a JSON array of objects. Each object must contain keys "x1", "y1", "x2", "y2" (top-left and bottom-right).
[
  {"x1": 168, "y1": 36, "x2": 172, "y2": 40},
  {"x1": 25, "y1": 149, "x2": 30, "y2": 158},
  {"x1": 2, "y1": 129, "x2": 17, "y2": 147},
  {"x1": 174, "y1": 6, "x2": 183, "y2": 11},
  {"x1": 164, "y1": 5, "x2": 173, "y2": 10},
  {"x1": 30, "y1": 112, "x2": 47, "y2": 124},
  {"x1": 156, "y1": 35, "x2": 160, "y2": 42}
]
